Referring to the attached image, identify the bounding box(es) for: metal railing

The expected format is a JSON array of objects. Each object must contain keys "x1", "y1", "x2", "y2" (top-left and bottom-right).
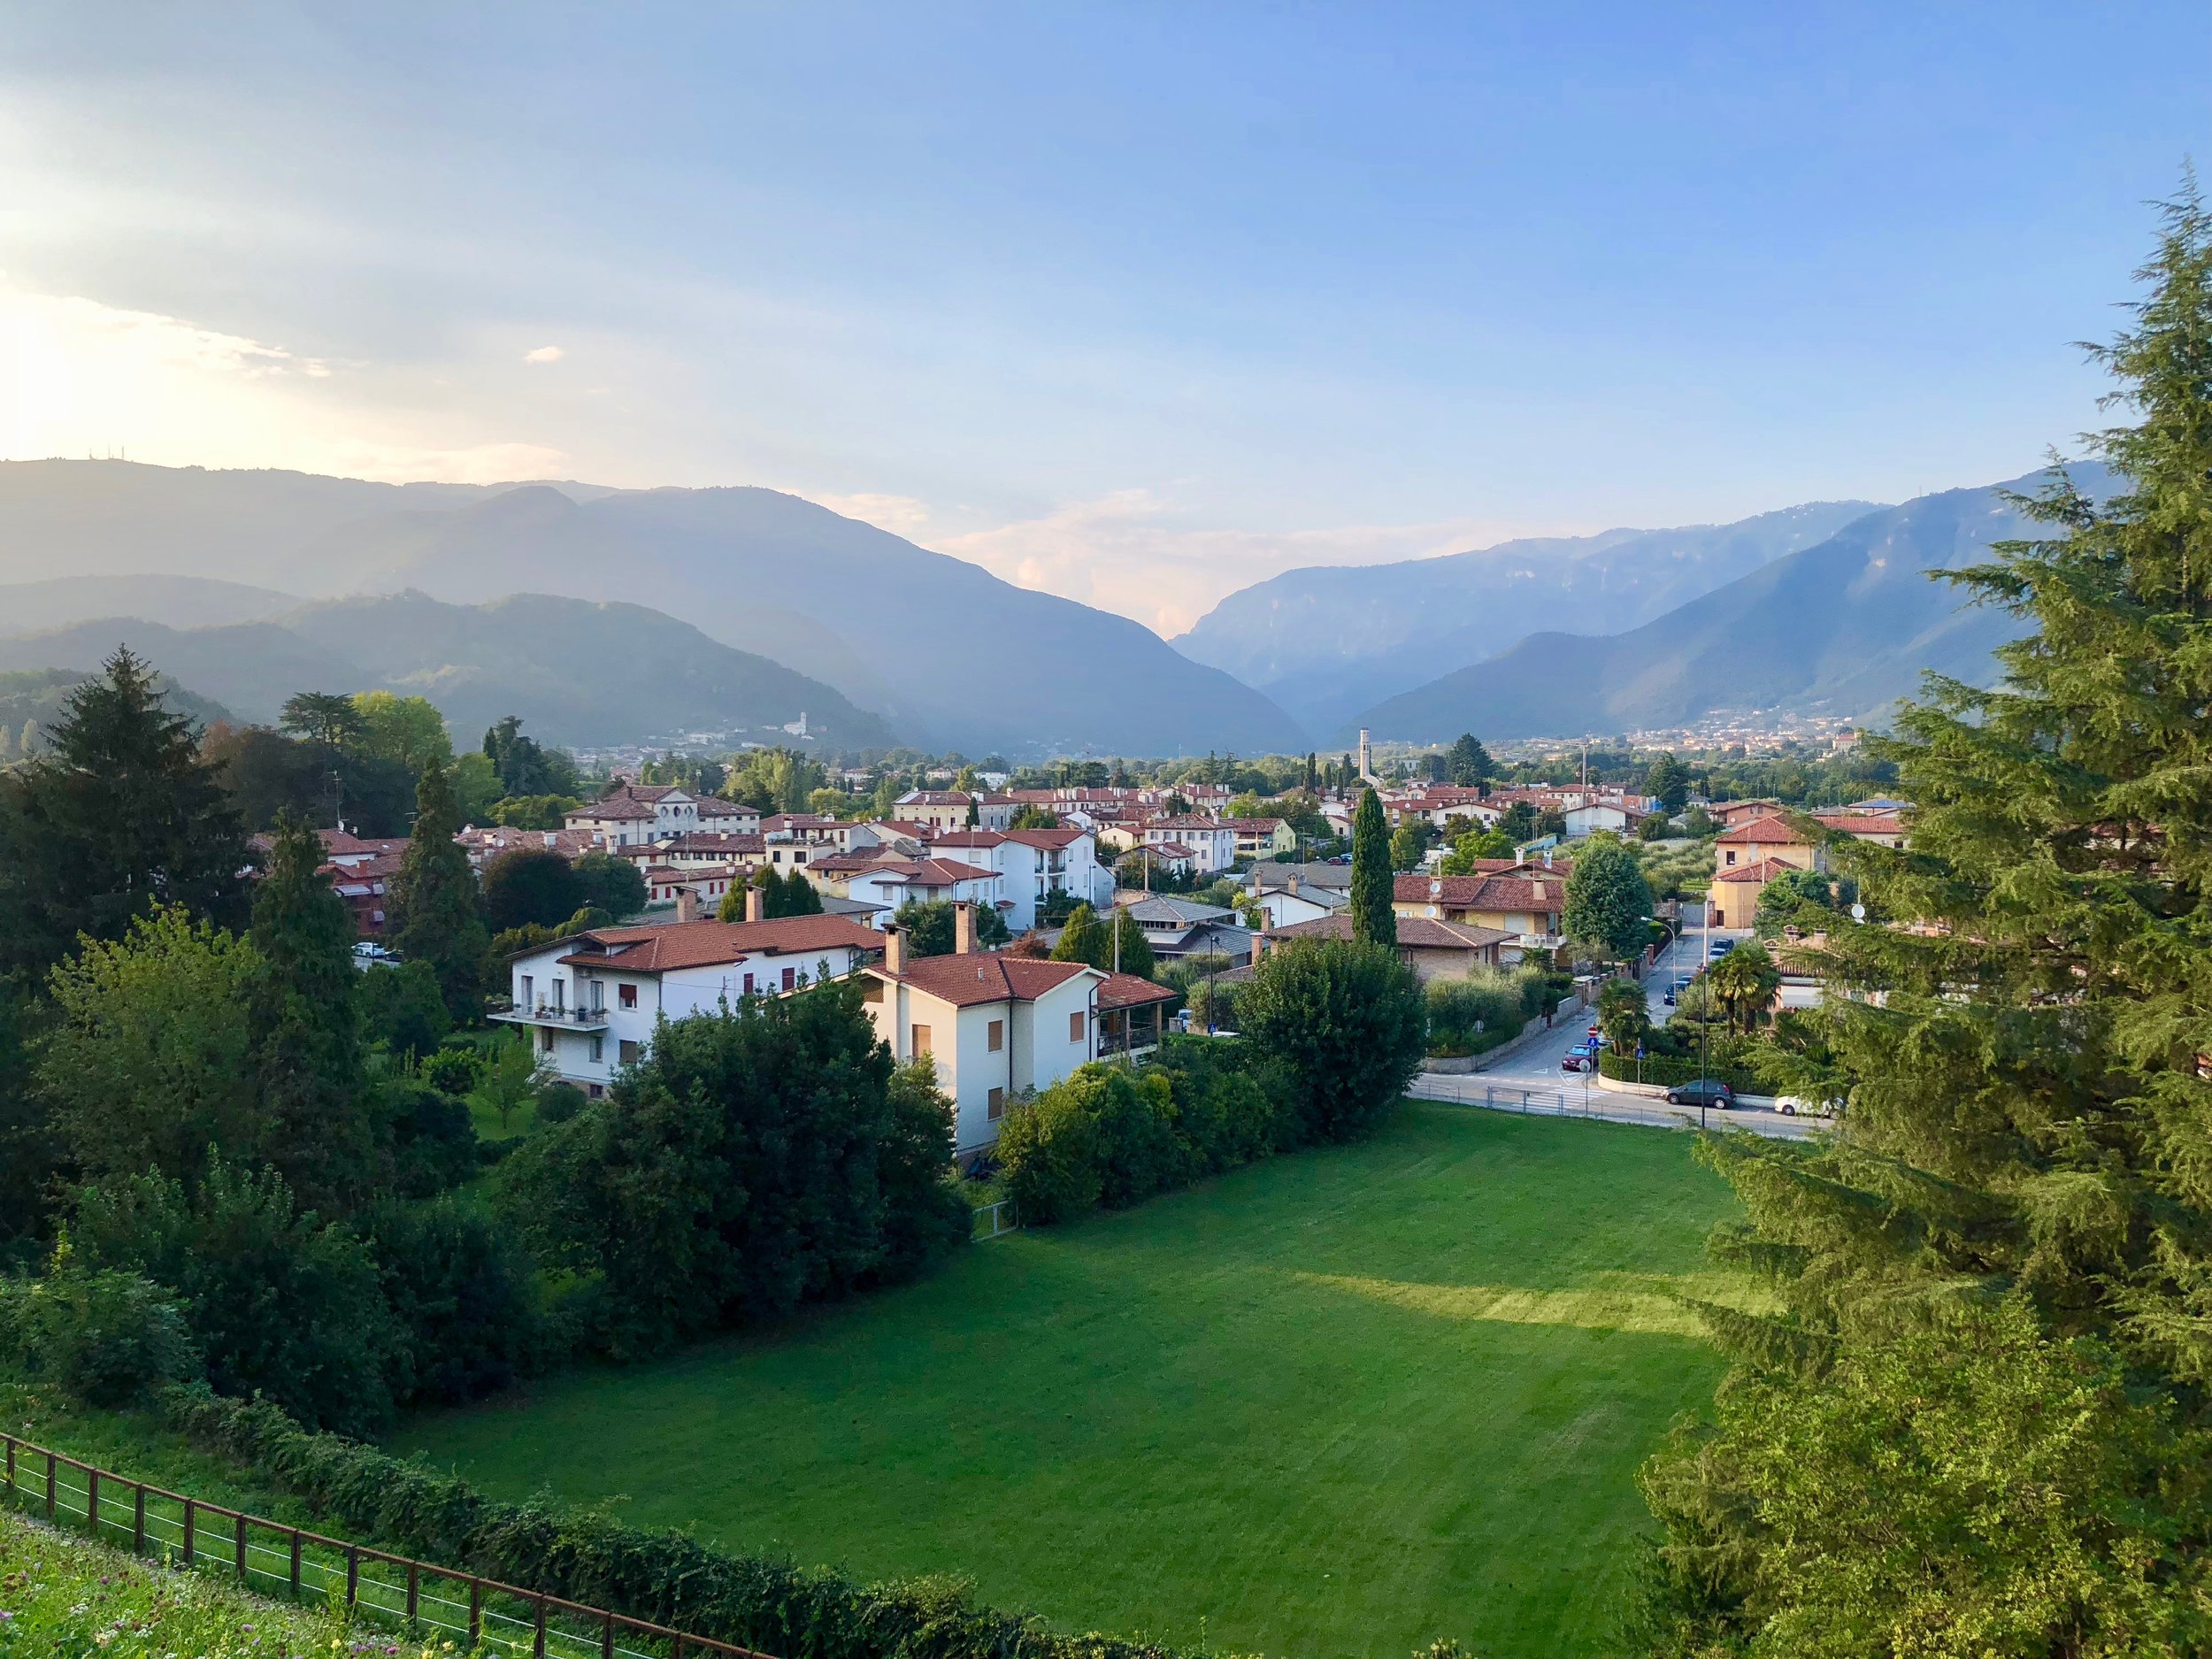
[
  {"x1": 1407, "y1": 1074, "x2": 1819, "y2": 1141},
  {"x1": 0, "y1": 1433, "x2": 780, "y2": 1659},
  {"x1": 972, "y1": 1200, "x2": 1018, "y2": 1240}
]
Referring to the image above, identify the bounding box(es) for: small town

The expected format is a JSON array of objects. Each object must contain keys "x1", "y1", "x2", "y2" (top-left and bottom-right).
[{"x1": 5, "y1": 12, "x2": 2211, "y2": 1659}]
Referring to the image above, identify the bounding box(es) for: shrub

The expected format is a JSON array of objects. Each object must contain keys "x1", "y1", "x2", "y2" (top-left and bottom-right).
[
  {"x1": 1239, "y1": 939, "x2": 1425, "y2": 1141},
  {"x1": 68, "y1": 1159, "x2": 401, "y2": 1437},
  {"x1": 1425, "y1": 967, "x2": 1548, "y2": 1056},
  {"x1": 994, "y1": 1084, "x2": 1106, "y2": 1225},
  {"x1": 376, "y1": 1071, "x2": 480, "y2": 1195},
  {"x1": 482, "y1": 848, "x2": 585, "y2": 933},
  {"x1": 356, "y1": 1195, "x2": 554, "y2": 1405},
  {"x1": 0, "y1": 1261, "x2": 200, "y2": 1405},
  {"x1": 490, "y1": 981, "x2": 964, "y2": 1357},
  {"x1": 356, "y1": 956, "x2": 451, "y2": 1059},
  {"x1": 1154, "y1": 1039, "x2": 1286, "y2": 1171}
]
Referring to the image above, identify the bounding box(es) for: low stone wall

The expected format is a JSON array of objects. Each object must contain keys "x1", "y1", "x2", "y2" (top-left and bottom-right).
[
  {"x1": 1423, "y1": 1000, "x2": 1572, "y2": 1076},
  {"x1": 1594, "y1": 1069, "x2": 1778, "y2": 1109}
]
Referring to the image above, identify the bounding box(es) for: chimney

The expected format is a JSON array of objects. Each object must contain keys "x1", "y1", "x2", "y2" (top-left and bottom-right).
[
  {"x1": 884, "y1": 925, "x2": 906, "y2": 976},
  {"x1": 954, "y1": 901, "x2": 975, "y2": 956},
  {"x1": 675, "y1": 886, "x2": 700, "y2": 925},
  {"x1": 745, "y1": 882, "x2": 764, "y2": 924}
]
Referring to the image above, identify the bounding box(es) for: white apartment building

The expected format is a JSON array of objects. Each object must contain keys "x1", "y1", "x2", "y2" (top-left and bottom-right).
[
  {"x1": 924, "y1": 826, "x2": 1110, "y2": 932},
  {"x1": 495, "y1": 908, "x2": 885, "y2": 1095},
  {"x1": 1141, "y1": 817, "x2": 1238, "y2": 874}
]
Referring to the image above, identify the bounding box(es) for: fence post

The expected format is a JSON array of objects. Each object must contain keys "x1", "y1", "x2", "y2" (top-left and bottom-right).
[
  {"x1": 87, "y1": 1468, "x2": 98, "y2": 1535},
  {"x1": 182, "y1": 1497, "x2": 195, "y2": 1565},
  {"x1": 45, "y1": 1453, "x2": 56, "y2": 1520},
  {"x1": 469, "y1": 1580, "x2": 482, "y2": 1646},
  {"x1": 4, "y1": 1435, "x2": 12, "y2": 1494},
  {"x1": 289, "y1": 1529, "x2": 302, "y2": 1594},
  {"x1": 134, "y1": 1485, "x2": 146, "y2": 1555},
  {"x1": 603, "y1": 1613, "x2": 616, "y2": 1659},
  {"x1": 346, "y1": 1546, "x2": 358, "y2": 1609},
  {"x1": 534, "y1": 1594, "x2": 548, "y2": 1659},
  {"x1": 406, "y1": 1563, "x2": 419, "y2": 1625},
  {"x1": 235, "y1": 1512, "x2": 248, "y2": 1580}
]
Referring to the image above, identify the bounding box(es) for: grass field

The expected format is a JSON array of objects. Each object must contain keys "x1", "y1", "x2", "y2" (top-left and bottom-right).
[{"x1": 392, "y1": 1103, "x2": 1740, "y2": 1659}]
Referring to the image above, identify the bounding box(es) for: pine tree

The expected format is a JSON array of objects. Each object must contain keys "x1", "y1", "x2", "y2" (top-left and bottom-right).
[
  {"x1": 1349, "y1": 787, "x2": 1395, "y2": 947},
  {"x1": 1634, "y1": 183, "x2": 2212, "y2": 1653},
  {"x1": 250, "y1": 814, "x2": 375, "y2": 1210},
  {"x1": 1050, "y1": 902, "x2": 1110, "y2": 969},
  {"x1": 388, "y1": 757, "x2": 489, "y2": 1022},
  {"x1": 0, "y1": 647, "x2": 249, "y2": 984}
]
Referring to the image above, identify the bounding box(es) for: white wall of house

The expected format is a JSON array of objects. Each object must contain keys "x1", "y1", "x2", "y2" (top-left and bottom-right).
[{"x1": 863, "y1": 969, "x2": 1100, "y2": 1150}]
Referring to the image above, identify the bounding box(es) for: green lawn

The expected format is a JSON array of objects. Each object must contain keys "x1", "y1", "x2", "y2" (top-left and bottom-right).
[{"x1": 391, "y1": 1103, "x2": 1740, "y2": 1659}]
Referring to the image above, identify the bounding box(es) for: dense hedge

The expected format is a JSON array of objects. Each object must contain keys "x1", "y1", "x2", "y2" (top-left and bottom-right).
[
  {"x1": 1596, "y1": 1048, "x2": 1763, "y2": 1094},
  {"x1": 1425, "y1": 966, "x2": 1553, "y2": 1057},
  {"x1": 156, "y1": 1386, "x2": 1235, "y2": 1659},
  {"x1": 994, "y1": 1041, "x2": 1288, "y2": 1225}
]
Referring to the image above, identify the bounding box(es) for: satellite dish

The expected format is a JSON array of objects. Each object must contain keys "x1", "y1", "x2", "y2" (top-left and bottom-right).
[{"x1": 1850, "y1": 902, "x2": 1867, "y2": 921}]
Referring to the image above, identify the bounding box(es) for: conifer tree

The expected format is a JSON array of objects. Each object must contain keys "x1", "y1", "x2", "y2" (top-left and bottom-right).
[
  {"x1": 0, "y1": 647, "x2": 248, "y2": 984},
  {"x1": 1634, "y1": 183, "x2": 2212, "y2": 1654},
  {"x1": 1050, "y1": 902, "x2": 1110, "y2": 968},
  {"x1": 388, "y1": 757, "x2": 489, "y2": 1022},
  {"x1": 250, "y1": 814, "x2": 375, "y2": 1210},
  {"x1": 1349, "y1": 787, "x2": 1395, "y2": 947}
]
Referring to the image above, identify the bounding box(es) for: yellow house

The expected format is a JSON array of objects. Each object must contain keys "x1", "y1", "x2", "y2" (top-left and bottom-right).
[{"x1": 1710, "y1": 815, "x2": 1823, "y2": 929}]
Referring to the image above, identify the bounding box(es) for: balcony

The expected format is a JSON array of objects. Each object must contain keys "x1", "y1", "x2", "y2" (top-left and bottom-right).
[{"x1": 491, "y1": 1003, "x2": 611, "y2": 1031}]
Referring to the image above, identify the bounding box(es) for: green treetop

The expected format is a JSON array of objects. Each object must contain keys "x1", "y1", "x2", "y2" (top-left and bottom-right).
[
  {"x1": 1633, "y1": 183, "x2": 2212, "y2": 1654},
  {"x1": 388, "y1": 757, "x2": 490, "y2": 1023},
  {"x1": 1561, "y1": 833, "x2": 1651, "y2": 956},
  {"x1": 1349, "y1": 787, "x2": 1395, "y2": 947}
]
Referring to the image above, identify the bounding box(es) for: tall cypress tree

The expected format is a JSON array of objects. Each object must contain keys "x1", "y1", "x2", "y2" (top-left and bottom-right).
[
  {"x1": 250, "y1": 814, "x2": 375, "y2": 1210},
  {"x1": 1634, "y1": 184, "x2": 2212, "y2": 1653},
  {"x1": 0, "y1": 647, "x2": 248, "y2": 983},
  {"x1": 1349, "y1": 787, "x2": 1395, "y2": 947},
  {"x1": 388, "y1": 757, "x2": 489, "y2": 1022}
]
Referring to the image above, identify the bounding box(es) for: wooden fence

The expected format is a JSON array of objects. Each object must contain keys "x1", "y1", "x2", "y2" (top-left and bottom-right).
[{"x1": 0, "y1": 1432, "x2": 780, "y2": 1659}]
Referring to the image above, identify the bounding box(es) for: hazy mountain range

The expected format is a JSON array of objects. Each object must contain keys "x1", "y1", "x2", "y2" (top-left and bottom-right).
[
  {"x1": 0, "y1": 461, "x2": 1303, "y2": 756},
  {"x1": 0, "y1": 458, "x2": 2085, "y2": 757},
  {"x1": 0, "y1": 589, "x2": 896, "y2": 749},
  {"x1": 1341, "y1": 469, "x2": 2085, "y2": 743},
  {"x1": 1174, "y1": 501, "x2": 1883, "y2": 733}
]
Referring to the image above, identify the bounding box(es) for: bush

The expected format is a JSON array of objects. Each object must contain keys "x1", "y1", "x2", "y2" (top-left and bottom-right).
[
  {"x1": 1597, "y1": 1048, "x2": 1763, "y2": 1094},
  {"x1": 375, "y1": 1071, "x2": 480, "y2": 1196},
  {"x1": 1238, "y1": 939, "x2": 1425, "y2": 1141},
  {"x1": 68, "y1": 1160, "x2": 401, "y2": 1437},
  {"x1": 536, "y1": 1079, "x2": 588, "y2": 1125},
  {"x1": 1426, "y1": 967, "x2": 1549, "y2": 1056},
  {"x1": 356, "y1": 1195, "x2": 555, "y2": 1406},
  {"x1": 355, "y1": 957, "x2": 451, "y2": 1059},
  {"x1": 482, "y1": 848, "x2": 585, "y2": 933},
  {"x1": 0, "y1": 1262, "x2": 199, "y2": 1405},
  {"x1": 997, "y1": 1041, "x2": 1290, "y2": 1225},
  {"x1": 490, "y1": 981, "x2": 964, "y2": 1357}
]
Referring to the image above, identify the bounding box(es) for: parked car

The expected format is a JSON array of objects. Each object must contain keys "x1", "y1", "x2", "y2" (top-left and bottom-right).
[
  {"x1": 1561, "y1": 1043, "x2": 1598, "y2": 1074},
  {"x1": 1776, "y1": 1094, "x2": 1844, "y2": 1118},
  {"x1": 1663, "y1": 983, "x2": 1679, "y2": 1006},
  {"x1": 1710, "y1": 938, "x2": 1736, "y2": 956},
  {"x1": 1665, "y1": 1078, "x2": 1735, "y2": 1110}
]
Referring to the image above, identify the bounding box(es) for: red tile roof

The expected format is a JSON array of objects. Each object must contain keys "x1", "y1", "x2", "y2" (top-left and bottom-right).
[
  {"x1": 556, "y1": 916, "x2": 882, "y2": 972},
  {"x1": 1392, "y1": 872, "x2": 1565, "y2": 910},
  {"x1": 875, "y1": 953, "x2": 1094, "y2": 1008},
  {"x1": 1096, "y1": 972, "x2": 1178, "y2": 1010},
  {"x1": 1003, "y1": 827, "x2": 1086, "y2": 851},
  {"x1": 569, "y1": 797, "x2": 657, "y2": 820},
  {"x1": 1717, "y1": 814, "x2": 1813, "y2": 846},
  {"x1": 929, "y1": 829, "x2": 1007, "y2": 849},
  {"x1": 1267, "y1": 913, "x2": 1511, "y2": 950}
]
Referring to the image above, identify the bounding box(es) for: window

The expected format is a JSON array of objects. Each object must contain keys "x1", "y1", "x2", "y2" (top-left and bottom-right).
[
  {"x1": 588, "y1": 1035, "x2": 603, "y2": 1062},
  {"x1": 588, "y1": 1084, "x2": 603, "y2": 1099},
  {"x1": 619, "y1": 982, "x2": 638, "y2": 1008},
  {"x1": 859, "y1": 978, "x2": 882, "y2": 1002},
  {"x1": 1725, "y1": 849, "x2": 1738, "y2": 866},
  {"x1": 987, "y1": 1018, "x2": 1003, "y2": 1052},
  {"x1": 539, "y1": 1027, "x2": 555, "y2": 1053},
  {"x1": 520, "y1": 974, "x2": 534, "y2": 1009},
  {"x1": 1070, "y1": 1010, "x2": 1087, "y2": 1042},
  {"x1": 781, "y1": 964, "x2": 796, "y2": 991},
  {"x1": 912, "y1": 1024, "x2": 933, "y2": 1055},
  {"x1": 987, "y1": 1087, "x2": 1005, "y2": 1120},
  {"x1": 743, "y1": 972, "x2": 757, "y2": 995},
  {"x1": 618, "y1": 1040, "x2": 641, "y2": 1065}
]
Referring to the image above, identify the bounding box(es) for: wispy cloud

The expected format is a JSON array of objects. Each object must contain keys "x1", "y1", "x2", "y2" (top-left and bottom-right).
[
  {"x1": 522, "y1": 344, "x2": 565, "y2": 365},
  {"x1": 0, "y1": 283, "x2": 567, "y2": 485}
]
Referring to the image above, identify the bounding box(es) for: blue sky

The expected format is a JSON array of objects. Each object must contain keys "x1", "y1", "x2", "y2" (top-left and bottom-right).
[{"x1": 4, "y1": 3, "x2": 2208, "y2": 630}]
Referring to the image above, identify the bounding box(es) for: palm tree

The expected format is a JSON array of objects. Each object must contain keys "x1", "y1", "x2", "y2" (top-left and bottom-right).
[{"x1": 1707, "y1": 939, "x2": 1781, "y2": 1035}]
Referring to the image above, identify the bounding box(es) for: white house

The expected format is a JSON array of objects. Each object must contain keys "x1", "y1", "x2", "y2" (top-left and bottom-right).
[
  {"x1": 893, "y1": 790, "x2": 979, "y2": 833},
  {"x1": 841, "y1": 856, "x2": 1005, "y2": 919},
  {"x1": 1141, "y1": 817, "x2": 1237, "y2": 873},
  {"x1": 495, "y1": 906, "x2": 884, "y2": 1096},
  {"x1": 923, "y1": 826, "x2": 1110, "y2": 932},
  {"x1": 858, "y1": 911, "x2": 1173, "y2": 1153},
  {"x1": 1245, "y1": 878, "x2": 1347, "y2": 929},
  {"x1": 1563, "y1": 801, "x2": 1647, "y2": 839}
]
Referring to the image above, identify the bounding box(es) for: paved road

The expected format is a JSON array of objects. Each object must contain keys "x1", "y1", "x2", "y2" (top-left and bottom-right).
[{"x1": 1412, "y1": 914, "x2": 1826, "y2": 1142}]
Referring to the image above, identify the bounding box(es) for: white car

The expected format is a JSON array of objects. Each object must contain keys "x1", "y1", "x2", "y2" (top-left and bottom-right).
[{"x1": 1775, "y1": 1094, "x2": 1841, "y2": 1118}]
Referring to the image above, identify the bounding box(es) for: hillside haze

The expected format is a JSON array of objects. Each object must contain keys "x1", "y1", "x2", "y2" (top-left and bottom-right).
[
  {"x1": 1348, "y1": 467, "x2": 2093, "y2": 744},
  {"x1": 0, "y1": 590, "x2": 897, "y2": 750},
  {"x1": 1174, "y1": 500, "x2": 1884, "y2": 732},
  {"x1": 0, "y1": 461, "x2": 1305, "y2": 756}
]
